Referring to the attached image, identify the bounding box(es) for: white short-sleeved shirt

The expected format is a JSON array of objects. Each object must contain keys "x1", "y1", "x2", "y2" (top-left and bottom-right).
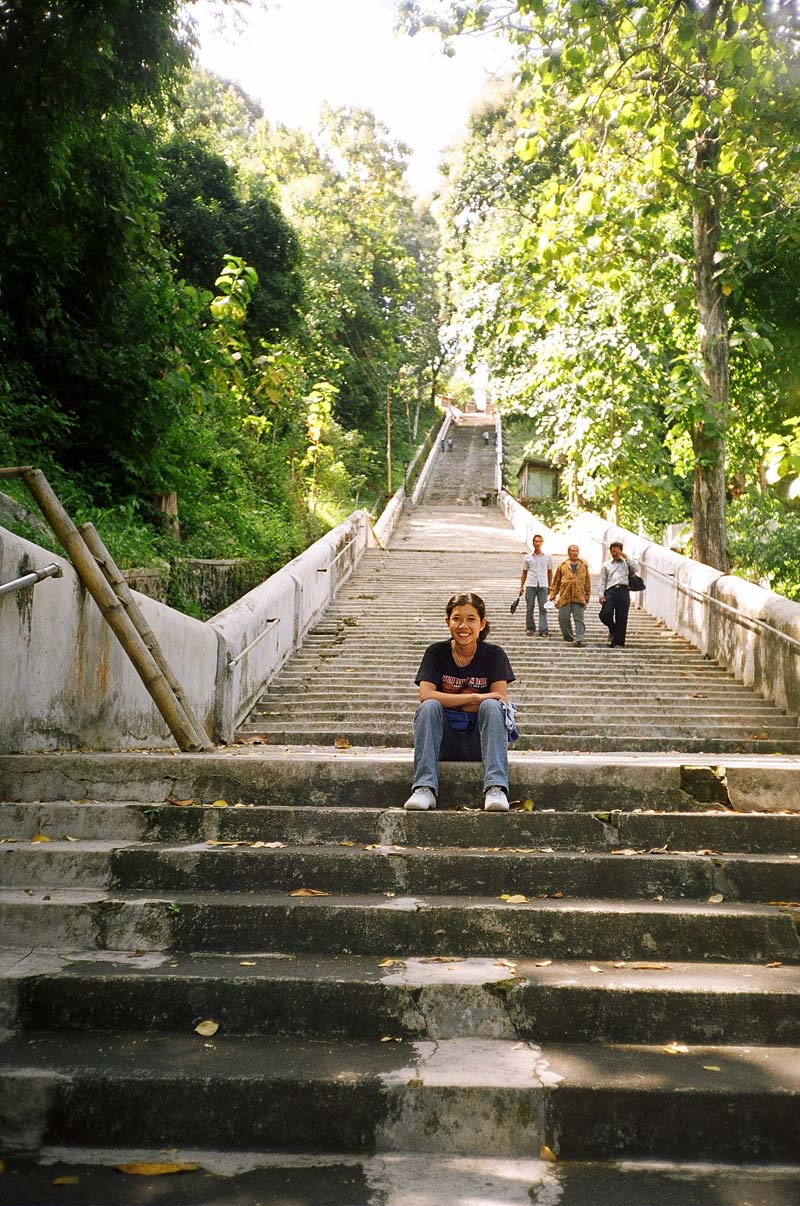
[{"x1": 522, "y1": 552, "x2": 553, "y2": 587}]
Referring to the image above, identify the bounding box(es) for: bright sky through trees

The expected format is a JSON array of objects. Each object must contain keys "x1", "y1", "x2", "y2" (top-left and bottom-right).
[{"x1": 189, "y1": 0, "x2": 511, "y2": 196}]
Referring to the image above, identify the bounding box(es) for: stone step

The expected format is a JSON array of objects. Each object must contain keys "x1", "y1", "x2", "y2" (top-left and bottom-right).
[
  {"x1": 2, "y1": 889, "x2": 797, "y2": 961},
  {"x1": 5, "y1": 801, "x2": 799, "y2": 852},
  {"x1": 13, "y1": 951, "x2": 800, "y2": 1046},
  {"x1": 4, "y1": 840, "x2": 800, "y2": 902},
  {"x1": 2, "y1": 1030, "x2": 799, "y2": 1161},
  {"x1": 3, "y1": 1149, "x2": 800, "y2": 1206},
  {"x1": 3, "y1": 751, "x2": 795, "y2": 811},
  {"x1": 235, "y1": 727, "x2": 800, "y2": 754}
]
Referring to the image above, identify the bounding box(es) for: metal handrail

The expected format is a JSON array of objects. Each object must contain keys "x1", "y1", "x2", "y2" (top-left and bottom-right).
[
  {"x1": 0, "y1": 562, "x2": 62, "y2": 597},
  {"x1": 227, "y1": 618, "x2": 280, "y2": 670},
  {"x1": 316, "y1": 535, "x2": 359, "y2": 572}
]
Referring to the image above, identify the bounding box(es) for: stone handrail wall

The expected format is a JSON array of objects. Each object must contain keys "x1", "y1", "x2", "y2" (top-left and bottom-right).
[
  {"x1": 0, "y1": 527, "x2": 219, "y2": 752},
  {"x1": 211, "y1": 509, "x2": 375, "y2": 742}
]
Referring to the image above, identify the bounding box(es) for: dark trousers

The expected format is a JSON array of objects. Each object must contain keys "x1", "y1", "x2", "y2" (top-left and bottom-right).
[{"x1": 599, "y1": 585, "x2": 631, "y2": 646}]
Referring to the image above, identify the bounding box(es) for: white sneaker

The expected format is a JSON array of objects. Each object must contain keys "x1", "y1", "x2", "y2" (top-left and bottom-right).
[
  {"x1": 484, "y1": 786, "x2": 509, "y2": 812},
  {"x1": 404, "y1": 786, "x2": 436, "y2": 811}
]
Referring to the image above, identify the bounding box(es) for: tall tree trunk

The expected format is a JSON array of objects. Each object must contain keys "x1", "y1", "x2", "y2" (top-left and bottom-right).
[{"x1": 690, "y1": 144, "x2": 730, "y2": 572}]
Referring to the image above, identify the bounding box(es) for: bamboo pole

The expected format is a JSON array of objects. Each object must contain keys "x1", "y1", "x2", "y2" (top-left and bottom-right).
[
  {"x1": 79, "y1": 521, "x2": 212, "y2": 751},
  {"x1": 7, "y1": 467, "x2": 207, "y2": 752}
]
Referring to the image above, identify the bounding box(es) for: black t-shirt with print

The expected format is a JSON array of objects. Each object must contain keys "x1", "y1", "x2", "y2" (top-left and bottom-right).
[{"x1": 414, "y1": 640, "x2": 515, "y2": 696}]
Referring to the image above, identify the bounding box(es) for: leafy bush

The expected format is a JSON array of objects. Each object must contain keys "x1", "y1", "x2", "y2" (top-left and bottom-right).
[{"x1": 728, "y1": 493, "x2": 800, "y2": 601}]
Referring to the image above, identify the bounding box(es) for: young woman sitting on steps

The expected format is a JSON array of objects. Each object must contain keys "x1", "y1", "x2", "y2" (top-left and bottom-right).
[{"x1": 404, "y1": 592, "x2": 515, "y2": 813}]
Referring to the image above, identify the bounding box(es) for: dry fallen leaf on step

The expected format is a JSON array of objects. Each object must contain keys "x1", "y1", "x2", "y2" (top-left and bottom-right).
[
  {"x1": 115, "y1": 1163, "x2": 198, "y2": 1176},
  {"x1": 589, "y1": 965, "x2": 604, "y2": 974},
  {"x1": 630, "y1": 962, "x2": 669, "y2": 970},
  {"x1": 64, "y1": 835, "x2": 80, "y2": 842},
  {"x1": 252, "y1": 841, "x2": 284, "y2": 849},
  {"x1": 662, "y1": 1042, "x2": 690, "y2": 1054},
  {"x1": 751, "y1": 732, "x2": 769, "y2": 740},
  {"x1": 210, "y1": 799, "x2": 228, "y2": 808},
  {"x1": 521, "y1": 799, "x2": 535, "y2": 811},
  {"x1": 380, "y1": 1035, "x2": 403, "y2": 1042},
  {"x1": 378, "y1": 958, "x2": 396, "y2": 967},
  {"x1": 340, "y1": 840, "x2": 356, "y2": 847},
  {"x1": 165, "y1": 796, "x2": 194, "y2": 807},
  {"x1": 534, "y1": 959, "x2": 553, "y2": 967},
  {"x1": 703, "y1": 1065, "x2": 722, "y2": 1072},
  {"x1": 500, "y1": 893, "x2": 528, "y2": 904},
  {"x1": 765, "y1": 961, "x2": 784, "y2": 968},
  {"x1": 194, "y1": 1019, "x2": 219, "y2": 1037},
  {"x1": 31, "y1": 833, "x2": 52, "y2": 843},
  {"x1": 288, "y1": 887, "x2": 330, "y2": 897},
  {"x1": 334, "y1": 738, "x2": 351, "y2": 749},
  {"x1": 240, "y1": 961, "x2": 256, "y2": 967},
  {"x1": 52, "y1": 1176, "x2": 80, "y2": 1185},
  {"x1": 707, "y1": 893, "x2": 724, "y2": 904},
  {"x1": 420, "y1": 956, "x2": 465, "y2": 963},
  {"x1": 539, "y1": 1145, "x2": 558, "y2": 1163}
]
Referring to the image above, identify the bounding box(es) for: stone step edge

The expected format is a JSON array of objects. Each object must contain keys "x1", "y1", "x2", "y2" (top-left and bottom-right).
[
  {"x1": 2, "y1": 1033, "x2": 800, "y2": 1161},
  {"x1": 8, "y1": 1146, "x2": 800, "y2": 1206}
]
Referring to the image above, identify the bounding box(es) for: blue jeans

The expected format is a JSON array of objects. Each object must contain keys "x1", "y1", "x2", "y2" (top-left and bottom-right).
[
  {"x1": 525, "y1": 585, "x2": 549, "y2": 633},
  {"x1": 558, "y1": 602, "x2": 586, "y2": 642},
  {"x1": 412, "y1": 698, "x2": 509, "y2": 797}
]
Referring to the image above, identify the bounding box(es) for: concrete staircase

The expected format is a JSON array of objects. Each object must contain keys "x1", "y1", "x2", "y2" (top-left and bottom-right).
[{"x1": 2, "y1": 417, "x2": 800, "y2": 1204}]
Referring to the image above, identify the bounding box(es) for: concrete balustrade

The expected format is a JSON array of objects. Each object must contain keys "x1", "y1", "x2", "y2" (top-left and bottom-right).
[
  {"x1": 0, "y1": 528, "x2": 218, "y2": 752},
  {"x1": 0, "y1": 511, "x2": 376, "y2": 751}
]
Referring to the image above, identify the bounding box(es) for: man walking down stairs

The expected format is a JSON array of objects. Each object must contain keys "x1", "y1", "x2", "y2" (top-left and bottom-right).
[{"x1": 2, "y1": 415, "x2": 800, "y2": 1204}]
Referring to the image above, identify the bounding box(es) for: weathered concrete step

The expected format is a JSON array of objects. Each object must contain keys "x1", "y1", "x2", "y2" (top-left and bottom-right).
[
  {"x1": 246, "y1": 718, "x2": 798, "y2": 739},
  {"x1": 2, "y1": 890, "x2": 797, "y2": 961},
  {"x1": 4, "y1": 1151, "x2": 800, "y2": 1206},
  {"x1": 237, "y1": 728, "x2": 800, "y2": 754},
  {"x1": 249, "y1": 703, "x2": 787, "y2": 723},
  {"x1": 14, "y1": 951, "x2": 800, "y2": 1045},
  {"x1": 263, "y1": 685, "x2": 781, "y2": 704},
  {"x1": 0, "y1": 1032, "x2": 543, "y2": 1157},
  {"x1": 7, "y1": 841, "x2": 799, "y2": 902},
  {"x1": 2, "y1": 1031, "x2": 799, "y2": 1162},
  {"x1": 5, "y1": 804, "x2": 798, "y2": 851},
  {"x1": 3, "y1": 752, "x2": 797, "y2": 811},
  {"x1": 0, "y1": 753, "x2": 696, "y2": 810}
]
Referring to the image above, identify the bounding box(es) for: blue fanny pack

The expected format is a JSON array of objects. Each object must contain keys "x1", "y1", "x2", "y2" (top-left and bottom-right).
[{"x1": 443, "y1": 707, "x2": 477, "y2": 732}]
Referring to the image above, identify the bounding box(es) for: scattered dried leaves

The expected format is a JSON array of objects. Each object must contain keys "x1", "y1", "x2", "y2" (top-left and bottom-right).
[
  {"x1": 115, "y1": 1163, "x2": 198, "y2": 1176},
  {"x1": 288, "y1": 888, "x2": 330, "y2": 897},
  {"x1": 194, "y1": 1020, "x2": 219, "y2": 1037}
]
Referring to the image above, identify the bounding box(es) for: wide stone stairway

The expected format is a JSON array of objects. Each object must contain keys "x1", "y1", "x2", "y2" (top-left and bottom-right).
[{"x1": 2, "y1": 415, "x2": 800, "y2": 1204}]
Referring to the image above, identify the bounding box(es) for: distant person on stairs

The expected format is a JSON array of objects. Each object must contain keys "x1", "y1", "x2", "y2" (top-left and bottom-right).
[
  {"x1": 405, "y1": 593, "x2": 515, "y2": 813},
  {"x1": 599, "y1": 541, "x2": 639, "y2": 648},
  {"x1": 550, "y1": 544, "x2": 591, "y2": 646},
  {"x1": 518, "y1": 534, "x2": 553, "y2": 637}
]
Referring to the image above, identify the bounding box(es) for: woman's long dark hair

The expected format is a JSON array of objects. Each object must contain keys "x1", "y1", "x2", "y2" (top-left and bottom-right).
[{"x1": 446, "y1": 592, "x2": 490, "y2": 642}]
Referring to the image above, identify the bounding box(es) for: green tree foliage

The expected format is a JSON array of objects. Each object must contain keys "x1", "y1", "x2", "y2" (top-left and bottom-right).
[
  {"x1": 0, "y1": 0, "x2": 193, "y2": 496},
  {"x1": 159, "y1": 134, "x2": 305, "y2": 342},
  {"x1": 0, "y1": 9, "x2": 443, "y2": 590},
  {"x1": 401, "y1": 0, "x2": 800, "y2": 571}
]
